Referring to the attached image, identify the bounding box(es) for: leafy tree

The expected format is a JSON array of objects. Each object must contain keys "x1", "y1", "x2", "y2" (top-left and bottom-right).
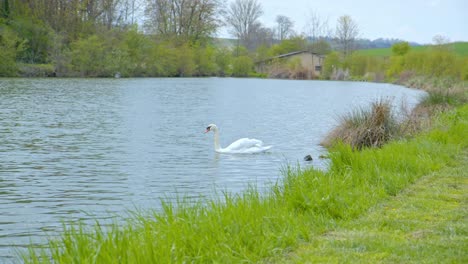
[
  {"x1": 391, "y1": 42, "x2": 410, "y2": 56},
  {"x1": 336, "y1": 15, "x2": 359, "y2": 57},
  {"x1": 231, "y1": 55, "x2": 253, "y2": 77}
]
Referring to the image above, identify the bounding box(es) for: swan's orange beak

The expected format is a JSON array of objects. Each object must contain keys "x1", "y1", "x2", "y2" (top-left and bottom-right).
[{"x1": 204, "y1": 128, "x2": 210, "y2": 133}]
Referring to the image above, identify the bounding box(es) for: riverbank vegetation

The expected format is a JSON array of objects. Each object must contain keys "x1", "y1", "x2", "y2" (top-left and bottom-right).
[{"x1": 22, "y1": 99, "x2": 467, "y2": 262}]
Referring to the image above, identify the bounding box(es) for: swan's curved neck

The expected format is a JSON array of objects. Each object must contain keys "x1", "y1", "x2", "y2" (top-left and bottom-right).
[{"x1": 213, "y1": 129, "x2": 221, "y2": 151}]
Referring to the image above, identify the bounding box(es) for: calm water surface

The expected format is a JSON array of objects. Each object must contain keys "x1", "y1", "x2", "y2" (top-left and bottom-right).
[{"x1": 0, "y1": 78, "x2": 424, "y2": 260}]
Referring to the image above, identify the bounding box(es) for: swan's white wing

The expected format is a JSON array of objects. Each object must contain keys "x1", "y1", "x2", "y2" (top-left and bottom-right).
[
  {"x1": 225, "y1": 138, "x2": 263, "y2": 151},
  {"x1": 219, "y1": 138, "x2": 272, "y2": 154}
]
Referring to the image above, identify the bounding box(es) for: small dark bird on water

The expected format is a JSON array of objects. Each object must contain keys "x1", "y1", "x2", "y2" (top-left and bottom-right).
[{"x1": 304, "y1": 155, "x2": 313, "y2": 161}]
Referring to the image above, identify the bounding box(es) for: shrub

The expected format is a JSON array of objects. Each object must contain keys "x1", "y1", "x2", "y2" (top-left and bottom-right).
[{"x1": 232, "y1": 56, "x2": 254, "y2": 77}]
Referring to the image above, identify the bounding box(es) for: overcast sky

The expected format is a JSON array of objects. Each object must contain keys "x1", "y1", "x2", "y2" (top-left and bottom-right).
[{"x1": 221, "y1": 0, "x2": 467, "y2": 44}]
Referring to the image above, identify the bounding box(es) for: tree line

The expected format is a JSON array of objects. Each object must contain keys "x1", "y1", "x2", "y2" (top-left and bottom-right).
[
  {"x1": 0, "y1": 0, "x2": 366, "y2": 77},
  {"x1": 1, "y1": 0, "x2": 464, "y2": 81}
]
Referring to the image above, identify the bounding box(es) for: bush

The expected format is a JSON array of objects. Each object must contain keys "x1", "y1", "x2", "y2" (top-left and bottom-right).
[
  {"x1": 232, "y1": 56, "x2": 254, "y2": 77},
  {"x1": 322, "y1": 51, "x2": 340, "y2": 79},
  {"x1": 70, "y1": 35, "x2": 109, "y2": 77}
]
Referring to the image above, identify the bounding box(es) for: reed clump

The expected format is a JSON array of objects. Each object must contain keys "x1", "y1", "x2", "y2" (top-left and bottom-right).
[
  {"x1": 323, "y1": 77, "x2": 467, "y2": 149},
  {"x1": 404, "y1": 76, "x2": 468, "y2": 108},
  {"x1": 322, "y1": 99, "x2": 400, "y2": 149}
]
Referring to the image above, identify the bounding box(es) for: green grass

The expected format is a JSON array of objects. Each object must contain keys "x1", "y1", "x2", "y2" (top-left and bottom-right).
[
  {"x1": 282, "y1": 151, "x2": 467, "y2": 263},
  {"x1": 22, "y1": 105, "x2": 468, "y2": 263},
  {"x1": 356, "y1": 42, "x2": 468, "y2": 57}
]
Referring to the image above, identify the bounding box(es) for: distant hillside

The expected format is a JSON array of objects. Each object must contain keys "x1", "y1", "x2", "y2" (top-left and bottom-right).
[
  {"x1": 355, "y1": 38, "x2": 421, "y2": 49},
  {"x1": 304, "y1": 37, "x2": 421, "y2": 51},
  {"x1": 356, "y1": 42, "x2": 468, "y2": 57},
  {"x1": 213, "y1": 36, "x2": 422, "y2": 52}
]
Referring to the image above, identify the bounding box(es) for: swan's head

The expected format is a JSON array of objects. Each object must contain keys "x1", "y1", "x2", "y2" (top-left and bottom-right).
[{"x1": 205, "y1": 124, "x2": 218, "y2": 133}]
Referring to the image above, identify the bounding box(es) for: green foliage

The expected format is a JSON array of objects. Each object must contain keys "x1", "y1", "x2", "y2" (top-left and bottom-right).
[
  {"x1": 386, "y1": 49, "x2": 464, "y2": 80},
  {"x1": 0, "y1": 25, "x2": 24, "y2": 76},
  {"x1": 322, "y1": 51, "x2": 341, "y2": 79},
  {"x1": 214, "y1": 47, "x2": 233, "y2": 76},
  {"x1": 194, "y1": 45, "x2": 217, "y2": 76},
  {"x1": 70, "y1": 35, "x2": 109, "y2": 77},
  {"x1": 269, "y1": 36, "x2": 307, "y2": 56},
  {"x1": 255, "y1": 44, "x2": 270, "y2": 61},
  {"x1": 386, "y1": 55, "x2": 405, "y2": 78},
  {"x1": 462, "y1": 57, "x2": 468, "y2": 80},
  {"x1": 176, "y1": 44, "x2": 196, "y2": 77},
  {"x1": 344, "y1": 53, "x2": 368, "y2": 77},
  {"x1": 232, "y1": 56, "x2": 254, "y2": 77},
  {"x1": 9, "y1": 17, "x2": 53, "y2": 63},
  {"x1": 307, "y1": 39, "x2": 332, "y2": 54},
  {"x1": 1, "y1": 0, "x2": 10, "y2": 18},
  {"x1": 391, "y1": 41, "x2": 410, "y2": 56},
  {"x1": 232, "y1": 44, "x2": 250, "y2": 57},
  {"x1": 146, "y1": 42, "x2": 178, "y2": 77}
]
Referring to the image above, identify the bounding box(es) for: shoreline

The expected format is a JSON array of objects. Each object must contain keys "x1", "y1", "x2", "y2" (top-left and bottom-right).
[{"x1": 19, "y1": 81, "x2": 467, "y2": 262}]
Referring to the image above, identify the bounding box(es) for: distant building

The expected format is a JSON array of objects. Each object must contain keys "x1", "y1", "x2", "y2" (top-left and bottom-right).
[{"x1": 255, "y1": 51, "x2": 325, "y2": 79}]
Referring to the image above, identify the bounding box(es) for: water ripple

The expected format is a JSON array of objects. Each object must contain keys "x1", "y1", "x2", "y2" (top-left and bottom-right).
[{"x1": 0, "y1": 78, "x2": 425, "y2": 260}]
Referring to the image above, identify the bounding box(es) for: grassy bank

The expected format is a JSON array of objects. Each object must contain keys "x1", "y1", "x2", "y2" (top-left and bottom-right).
[
  {"x1": 22, "y1": 101, "x2": 467, "y2": 262},
  {"x1": 282, "y1": 150, "x2": 467, "y2": 263}
]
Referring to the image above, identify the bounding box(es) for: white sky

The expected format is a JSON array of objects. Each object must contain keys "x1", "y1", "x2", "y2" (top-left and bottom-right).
[{"x1": 220, "y1": 0, "x2": 467, "y2": 44}]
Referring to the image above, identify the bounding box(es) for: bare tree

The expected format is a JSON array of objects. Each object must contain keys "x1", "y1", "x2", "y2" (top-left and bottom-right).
[
  {"x1": 432, "y1": 34, "x2": 450, "y2": 45},
  {"x1": 335, "y1": 15, "x2": 359, "y2": 57},
  {"x1": 120, "y1": 0, "x2": 144, "y2": 25},
  {"x1": 275, "y1": 15, "x2": 294, "y2": 41},
  {"x1": 225, "y1": 0, "x2": 263, "y2": 50},
  {"x1": 304, "y1": 9, "x2": 331, "y2": 41},
  {"x1": 145, "y1": 0, "x2": 223, "y2": 43},
  {"x1": 250, "y1": 22, "x2": 275, "y2": 48}
]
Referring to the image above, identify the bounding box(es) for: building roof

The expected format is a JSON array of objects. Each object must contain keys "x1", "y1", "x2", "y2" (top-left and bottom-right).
[{"x1": 255, "y1": 50, "x2": 324, "y2": 64}]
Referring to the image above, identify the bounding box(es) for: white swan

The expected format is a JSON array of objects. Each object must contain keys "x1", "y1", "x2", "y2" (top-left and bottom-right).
[{"x1": 204, "y1": 124, "x2": 272, "y2": 154}]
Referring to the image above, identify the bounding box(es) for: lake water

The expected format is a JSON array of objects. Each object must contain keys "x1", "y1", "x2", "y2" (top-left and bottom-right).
[{"x1": 0, "y1": 78, "x2": 424, "y2": 260}]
